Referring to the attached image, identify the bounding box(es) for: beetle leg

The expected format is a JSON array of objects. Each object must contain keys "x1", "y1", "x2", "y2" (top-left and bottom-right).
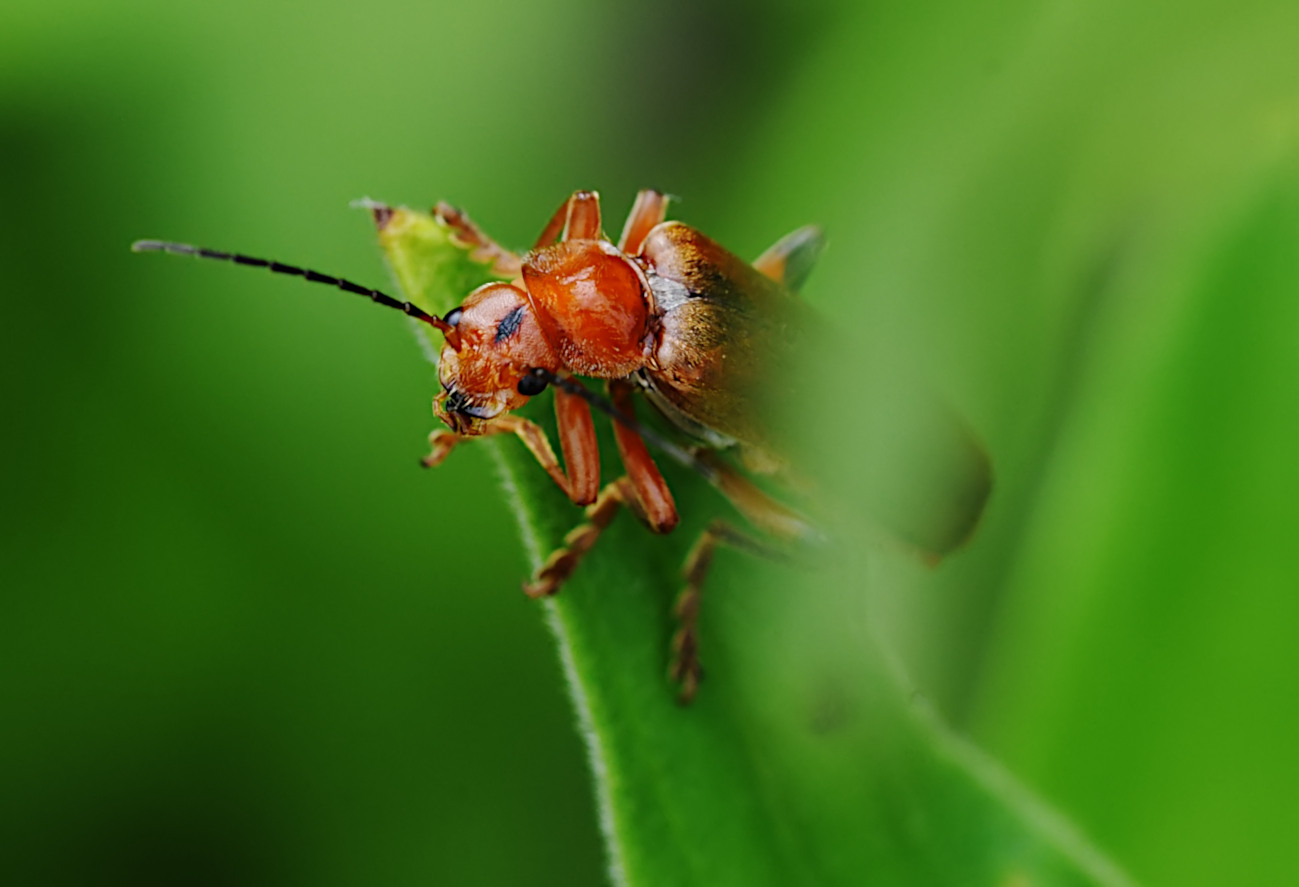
[
  {"x1": 553, "y1": 386, "x2": 601, "y2": 506},
  {"x1": 752, "y1": 225, "x2": 825, "y2": 294},
  {"x1": 523, "y1": 382, "x2": 678, "y2": 597},
  {"x1": 672, "y1": 519, "x2": 776, "y2": 703},
  {"x1": 420, "y1": 428, "x2": 460, "y2": 468},
  {"x1": 562, "y1": 190, "x2": 602, "y2": 241},
  {"x1": 524, "y1": 476, "x2": 637, "y2": 598},
  {"x1": 433, "y1": 202, "x2": 522, "y2": 276},
  {"x1": 423, "y1": 404, "x2": 599, "y2": 506},
  {"x1": 669, "y1": 454, "x2": 819, "y2": 702},
  {"x1": 617, "y1": 190, "x2": 670, "y2": 255},
  {"x1": 481, "y1": 412, "x2": 598, "y2": 505},
  {"x1": 533, "y1": 190, "x2": 604, "y2": 248},
  {"x1": 697, "y1": 449, "x2": 818, "y2": 543},
  {"x1": 532, "y1": 197, "x2": 570, "y2": 248},
  {"x1": 432, "y1": 201, "x2": 523, "y2": 278},
  {"x1": 608, "y1": 379, "x2": 678, "y2": 532}
]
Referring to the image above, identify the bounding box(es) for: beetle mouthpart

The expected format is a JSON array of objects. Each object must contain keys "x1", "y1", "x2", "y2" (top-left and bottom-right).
[
  {"x1": 442, "y1": 409, "x2": 469, "y2": 434},
  {"x1": 444, "y1": 389, "x2": 472, "y2": 414},
  {"x1": 434, "y1": 387, "x2": 501, "y2": 435},
  {"x1": 433, "y1": 393, "x2": 467, "y2": 434}
]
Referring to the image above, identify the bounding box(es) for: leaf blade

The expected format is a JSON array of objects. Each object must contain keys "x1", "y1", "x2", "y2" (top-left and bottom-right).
[{"x1": 375, "y1": 205, "x2": 1136, "y2": 887}]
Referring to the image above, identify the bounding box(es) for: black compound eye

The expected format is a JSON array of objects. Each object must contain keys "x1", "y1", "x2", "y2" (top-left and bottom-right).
[
  {"x1": 516, "y1": 369, "x2": 549, "y2": 397},
  {"x1": 444, "y1": 306, "x2": 464, "y2": 327}
]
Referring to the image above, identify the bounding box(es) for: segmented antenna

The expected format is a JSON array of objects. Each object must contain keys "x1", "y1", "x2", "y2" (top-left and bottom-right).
[
  {"x1": 133, "y1": 239, "x2": 717, "y2": 482},
  {"x1": 130, "y1": 239, "x2": 454, "y2": 334}
]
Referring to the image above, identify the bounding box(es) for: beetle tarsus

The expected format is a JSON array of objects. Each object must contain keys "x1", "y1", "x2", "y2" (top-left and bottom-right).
[
  {"x1": 670, "y1": 519, "x2": 777, "y2": 704},
  {"x1": 524, "y1": 478, "x2": 633, "y2": 598},
  {"x1": 421, "y1": 429, "x2": 459, "y2": 469}
]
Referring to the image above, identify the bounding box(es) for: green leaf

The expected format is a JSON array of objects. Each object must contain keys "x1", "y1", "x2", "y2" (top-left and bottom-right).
[
  {"x1": 369, "y1": 203, "x2": 513, "y2": 343},
  {"x1": 376, "y1": 206, "x2": 1135, "y2": 887}
]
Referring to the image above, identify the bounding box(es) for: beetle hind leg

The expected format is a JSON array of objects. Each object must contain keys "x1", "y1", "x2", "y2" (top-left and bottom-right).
[{"x1": 671, "y1": 519, "x2": 779, "y2": 704}]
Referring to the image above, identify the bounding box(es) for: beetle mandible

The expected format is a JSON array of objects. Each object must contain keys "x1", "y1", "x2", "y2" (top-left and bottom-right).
[{"x1": 134, "y1": 189, "x2": 987, "y2": 702}]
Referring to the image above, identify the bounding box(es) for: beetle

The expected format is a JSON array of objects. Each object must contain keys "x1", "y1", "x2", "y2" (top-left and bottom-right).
[{"x1": 134, "y1": 189, "x2": 990, "y2": 702}]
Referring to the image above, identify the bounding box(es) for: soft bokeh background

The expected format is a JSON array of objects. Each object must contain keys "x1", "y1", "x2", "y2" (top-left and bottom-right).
[{"x1": 3, "y1": 1, "x2": 1298, "y2": 884}]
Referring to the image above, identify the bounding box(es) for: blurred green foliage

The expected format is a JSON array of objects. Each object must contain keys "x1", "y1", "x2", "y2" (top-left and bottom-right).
[{"x1": 2, "y1": 0, "x2": 1297, "y2": 885}]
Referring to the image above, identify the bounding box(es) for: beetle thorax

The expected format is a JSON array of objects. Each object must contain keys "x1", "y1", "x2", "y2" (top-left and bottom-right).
[{"x1": 521, "y1": 239, "x2": 653, "y2": 378}]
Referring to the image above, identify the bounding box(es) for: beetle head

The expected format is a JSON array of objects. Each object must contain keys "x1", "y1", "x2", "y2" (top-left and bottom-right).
[
  {"x1": 434, "y1": 282, "x2": 559, "y2": 434},
  {"x1": 128, "y1": 238, "x2": 560, "y2": 436}
]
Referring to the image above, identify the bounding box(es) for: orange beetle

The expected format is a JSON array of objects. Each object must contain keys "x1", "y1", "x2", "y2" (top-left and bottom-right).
[{"x1": 134, "y1": 189, "x2": 989, "y2": 701}]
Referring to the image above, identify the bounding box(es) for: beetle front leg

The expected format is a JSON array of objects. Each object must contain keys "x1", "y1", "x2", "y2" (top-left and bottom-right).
[
  {"x1": 421, "y1": 428, "x2": 460, "y2": 468},
  {"x1": 488, "y1": 404, "x2": 599, "y2": 505},
  {"x1": 422, "y1": 390, "x2": 599, "y2": 505}
]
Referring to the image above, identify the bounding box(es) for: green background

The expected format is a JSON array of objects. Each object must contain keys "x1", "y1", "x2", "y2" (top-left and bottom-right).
[{"x1": 3, "y1": 1, "x2": 1298, "y2": 884}]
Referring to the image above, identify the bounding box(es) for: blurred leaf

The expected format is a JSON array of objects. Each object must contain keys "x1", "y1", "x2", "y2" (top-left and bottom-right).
[
  {"x1": 975, "y1": 168, "x2": 1299, "y2": 887},
  {"x1": 377, "y1": 205, "x2": 1135, "y2": 886}
]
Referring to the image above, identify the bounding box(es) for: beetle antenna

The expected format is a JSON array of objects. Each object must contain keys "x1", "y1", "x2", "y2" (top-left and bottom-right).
[
  {"x1": 131, "y1": 239, "x2": 458, "y2": 337},
  {"x1": 528, "y1": 370, "x2": 719, "y2": 484}
]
